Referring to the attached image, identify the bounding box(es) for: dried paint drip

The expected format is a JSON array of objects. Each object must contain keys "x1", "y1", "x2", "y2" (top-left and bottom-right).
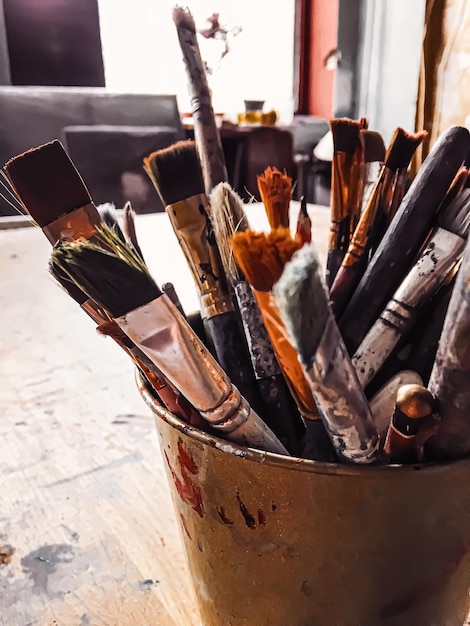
[{"x1": 164, "y1": 450, "x2": 204, "y2": 517}]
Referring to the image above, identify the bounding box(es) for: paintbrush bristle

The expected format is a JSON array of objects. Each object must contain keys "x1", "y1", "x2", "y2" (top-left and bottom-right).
[
  {"x1": 4, "y1": 140, "x2": 92, "y2": 227},
  {"x1": 52, "y1": 223, "x2": 161, "y2": 318},
  {"x1": 437, "y1": 188, "x2": 470, "y2": 236},
  {"x1": 122, "y1": 201, "x2": 144, "y2": 260},
  {"x1": 144, "y1": 140, "x2": 204, "y2": 206},
  {"x1": 360, "y1": 130, "x2": 386, "y2": 163},
  {"x1": 330, "y1": 119, "x2": 362, "y2": 155},
  {"x1": 97, "y1": 202, "x2": 126, "y2": 243},
  {"x1": 274, "y1": 243, "x2": 330, "y2": 368},
  {"x1": 172, "y1": 6, "x2": 196, "y2": 30},
  {"x1": 257, "y1": 167, "x2": 292, "y2": 229},
  {"x1": 230, "y1": 228, "x2": 303, "y2": 292},
  {"x1": 385, "y1": 128, "x2": 427, "y2": 171},
  {"x1": 209, "y1": 182, "x2": 249, "y2": 285}
]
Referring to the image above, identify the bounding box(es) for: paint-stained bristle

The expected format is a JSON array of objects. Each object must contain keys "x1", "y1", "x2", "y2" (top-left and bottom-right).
[
  {"x1": 230, "y1": 228, "x2": 302, "y2": 292},
  {"x1": 360, "y1": 130, "x2": 386, "y2": 163},
  {"x1": 143, "y1": 140, "x2": 204, "y2": 206},
  {"x1": 209, "y1": 182, "x2": 249, "y2": 285},
  {"x1": 257, "y1": 167, "x2": 292, "y2": 229},
  {"x1": 437, "y1": 188, "x2": 470, "y2": 236},
  {"x1": 385, "y1": 128, "x2": 427, "y2": 171},
  {"x1": 172, "y1": 6, "x2": 196, "y2": 31},
  {"x1": 49, "y1": 257, "x2": 88, "y2": 306},
  {"x1": 274, "y1": 243, "x2": 330, "y2": 367},
  {"x1": 4, "y1": 140, "x2": 92, "y2": 227},
  {"x1": 330, "y1": 119, "x2": 362, "y2": 154}
]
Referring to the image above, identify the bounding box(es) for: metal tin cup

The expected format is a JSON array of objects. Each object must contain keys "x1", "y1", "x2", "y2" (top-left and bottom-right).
[{"x1": 138, "y1": 377, "x2": 470, "y2": 626}]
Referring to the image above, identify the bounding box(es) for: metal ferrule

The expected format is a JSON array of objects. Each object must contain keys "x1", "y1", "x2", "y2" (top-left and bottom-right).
[
  {"x1": 307, "y1": 315, "x2": 381, "y2": 464},
  {"x1": 43, "y1": 203, "x2": 101, "y2": 244},
  {"x1": 166, "y1": 195, "x2": 233, "y2": 319},
  {"x1": 117, "y1": 294, "x2": 231, "y2": 415}
]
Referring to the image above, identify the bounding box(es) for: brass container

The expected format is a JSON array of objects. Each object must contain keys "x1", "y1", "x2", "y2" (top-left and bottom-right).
[{"x1": 138, "y1": 378, "x2": 470, "y2": 626}]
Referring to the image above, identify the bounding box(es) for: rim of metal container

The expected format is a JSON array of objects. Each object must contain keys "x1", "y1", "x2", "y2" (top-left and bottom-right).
[{"x1": 136, "y1": 369, "x2": 470, "y2": 477}]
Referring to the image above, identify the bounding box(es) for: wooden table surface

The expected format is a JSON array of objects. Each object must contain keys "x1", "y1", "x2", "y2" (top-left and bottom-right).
[{"x1": 0, "y1": 202, "x2": 330, "y2": 626}]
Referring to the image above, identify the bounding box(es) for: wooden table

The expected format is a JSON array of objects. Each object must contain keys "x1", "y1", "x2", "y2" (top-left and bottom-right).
[{"x1": 0, "y1": 203, "x2": 329, "y2": 626}]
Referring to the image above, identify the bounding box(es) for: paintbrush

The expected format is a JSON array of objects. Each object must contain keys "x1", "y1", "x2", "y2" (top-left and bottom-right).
[
  {"x1": 49, "y1": 255, "x2": 200, "y2": 424},
  {"x1": 339, "y1": 125, "x2": 470, "y2": 355},
  {"x1": 384, "y1": 384, "x2": 438, "y2": 464},
  {"x1": 4, "y1": 140, "x2": 101, "y2": 245},
  {"x1": 326, "y1": 117, "x2": 367, "y2": 287},
  {"x1": 172, "y1": 6, "x2": 227, "y2": 193},
  {"x1": 295, "y1": 196, "x2": 312, "y2": 245},
  {"x1": 257, "y1": 166, "x2": 292, "y2": 230},
  {"x1": 369, "y1": 371, "x2": 424, "y2": 443},
  {"x1": 330, "y1": 128, "x2": 425, "y2": 318},
  {"x1": 426, "y1": 236, "x2": 470, "y2": 460},
  {"x1": 359, "y1": 129, "x2": 386, "y2": 213},
  {"x1": 352, "y1": 188, "x2": 470, "y2": 388},
  {"x1": 52, "y1": 231, "x2": 288, "y2": 455},
  {"x1": 274, "y1": 243, "x2": 381, "y2": 464},
  {"x1": 122, "y1": 201, "x2": 144, "y2": 260},
  {"x1": 144, "y1": 140, "x2": 261, "y2": 413},
  {"x1": 231, "y1": 228, "x2": 338, "y2": 462},
  {"x1": 97, "y1": 202, "x2": 126, "y2": 243},
  {"x1": 209, "y1": 182, "x2": 304, "y2": 454}
]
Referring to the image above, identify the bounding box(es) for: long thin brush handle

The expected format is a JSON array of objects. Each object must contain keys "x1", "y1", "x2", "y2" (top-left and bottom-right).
[
  {"x1": 173, "y1": 8, "x2": 228, "y2": 192},
  {"x1": 352, "y1": 228, "x2": 466, "y2": 387},
  {"x1": 235, "y1": 281, "x2": 303, "y2": 454},
  {"x1": 340, "y1": 126, "x2": 470, "y2": 354}
]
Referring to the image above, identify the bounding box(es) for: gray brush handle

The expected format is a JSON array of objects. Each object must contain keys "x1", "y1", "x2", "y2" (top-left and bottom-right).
[{"x1": 353, "y1": 228, "x2": 466, "y2": 387}]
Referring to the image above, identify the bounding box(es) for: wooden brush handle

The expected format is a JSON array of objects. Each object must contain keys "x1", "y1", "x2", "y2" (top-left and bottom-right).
[
  {"x1": 353, "y1": 228, "x2": 466, "y2": 387},
  {"x1": 340, "y1": 126, "x2": 470, "y2": 355},
  {"x1": 174, "y1": 11, "x2": 228, "y2": 192}
]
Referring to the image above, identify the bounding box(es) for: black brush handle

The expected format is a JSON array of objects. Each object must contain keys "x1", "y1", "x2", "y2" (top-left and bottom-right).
[
  {"x1": 326, "y1": 249, "x2": 345, "y2": 288},
  {"x1": 339, "y1": 126, "x2": 470, "y2": 354},
  {"x1": 206, "y1": 311, "x2": 262, "y2": 413}
]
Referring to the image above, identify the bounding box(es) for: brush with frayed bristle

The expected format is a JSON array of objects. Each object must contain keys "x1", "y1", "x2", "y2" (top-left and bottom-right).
[
  {"x1": 144, "y1": 140, "x2": 204, "y2": 206},
  {"x1": 352, "y1": 188, "x2": 470, "y2": 390},
  {"x1": 172, "y1": 6, "x2": 227, "y2": 192},
  {"x1": 53, "y1": 231, "x2": 288, "y2": 455},
  {"x1": 330, "y1": 127, "x2": 426, "y2": 319},
  {"x1": 257, "y1": 166, "x2": 292, "y2": 230},
  {"x1": 340, "y1": 125, "x2": 470, "y2": 355},
  {"x1": 231, "y1": 228, "x2": 337, "y2": 461},
  {"x1": 209, "y1": 182, "x2": 305, "y2": 453},
  {"x1": 274, "y1": 243, "x2": 381, "y2": 464},
  {"x1": 97, "y1": 202, "x2": 127, "y2": 243}
]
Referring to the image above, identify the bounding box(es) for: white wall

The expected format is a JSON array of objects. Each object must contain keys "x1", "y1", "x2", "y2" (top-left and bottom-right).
[{"x1": 97, "y1": 0, "x2": 295, "y2": 119}]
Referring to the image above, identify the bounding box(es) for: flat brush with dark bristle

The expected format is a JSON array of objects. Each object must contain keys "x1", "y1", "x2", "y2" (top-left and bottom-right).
[
  {"x1": 353, "y1": 188, "x2": 470, "y2": 388},
  {"x1": 330, "y1": 127, "x2": 427, "y2": 319},
  {"x1": 358, "y1": 129, "x2": 386, "y2": 214},
  {"x1": 257, "y1": 166, "x2": 292, "y2": 230},
  {"x1": 122, "y1": 201, "x2": 145, "y2": 261},
  {"x1": 49, "y1": 234, "x2": 199, "y2": 425},
  {"x1": 4, "y1": 140, "x2": 101, "y2": 244},
  {"x1": 326, "y1": 117, "x2": 367, "y2": 287},
  {"x1": 52, "y1": 235, "x2": 287, "y2": 455},
  {"x1": 144, "y1": 140, "x2": 262, "y2": 414},
  {"x1": 339, "y1": 125, "x2": 470, "y2": 355},
  {"x1": 295, "y1": 196, "x2": 312, "y2": 245},
  {"x1": 172, "y1": 6, "x2": 227, "y2": 193},
  {"x1": 274, "y1": 243, "x2": 381, "y2": 464},
  {"x1": 209, "y1": 182, "x2": 304, "y2": 454},
  {"x1": 231, "y1": 228, "x2": 337, "y2": 462}
]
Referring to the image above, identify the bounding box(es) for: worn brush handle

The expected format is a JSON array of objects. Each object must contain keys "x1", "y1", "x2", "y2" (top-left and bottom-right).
[
  {"x1": 427, "y1": 239, "x2": 470, "y2": 460},
  {"x1": 353, "y1": 228, "x2": 466, "y2": 387},
  {"x1": 340, "y1": 126, "x2": 470, "y2": 354},
  {"x1": 330, "y1": 258, "x2": 367, "y2": 319},
  {"x1": 206, "y1": 310, "x2": 262, "y2": 414},
  {"x1": 173, "y1": 10, "x2": 227, "y2": 192}
]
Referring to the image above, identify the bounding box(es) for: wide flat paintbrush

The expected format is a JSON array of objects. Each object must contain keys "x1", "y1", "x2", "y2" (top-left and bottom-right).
[
  {"x1": 231, "y1": 228, "x2": 337, "y2": 462},
  {"x1": 144, "y1": 140, "x2": 261, "y2": 413},
  {"x1": 4, "y1": 140, "x2": 101, "y2": 244},
  {"x1": 209, "y1": 182, "x2": 304, "y2": 454},
  {"x1": 257, "y1": 166, "x2": 292, "y2": 230},
  {"x1": 426, "y1": 235, "x2": 470, "y2": 460},
  {"x1": 172, "y1": 6, "x2": 227, "y2": 193},
  {"x1": 330, "y1": 128, "x2": 425, "y2": 318},
  {"x1": 339, "y1": 125, "x2": 470, "y2": 355},
  {"x1": 353, "y1": 188, "x2": 470, "y2": 388},
  {"x1": 274, "y1": 243, "x2": 381, "y2": 464},
  {"x1": 326, "y1": 117, "x2": 367, "y2": 287},
  {"x1": 52, "y1": 231, "x2": 287, "y2": 455}
]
